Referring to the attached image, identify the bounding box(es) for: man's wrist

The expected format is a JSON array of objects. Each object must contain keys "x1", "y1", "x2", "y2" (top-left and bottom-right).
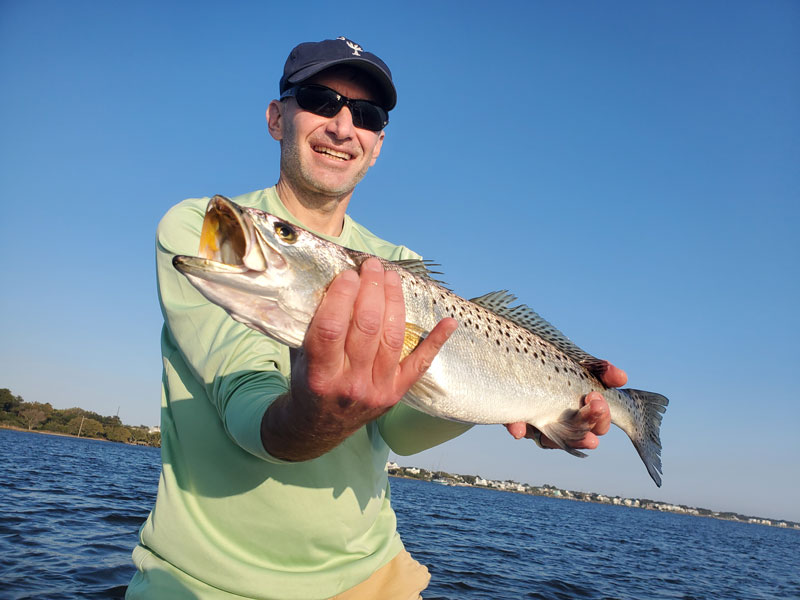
[{"x1": 260, "y1": 390, "x2": 355, "y2": 462}]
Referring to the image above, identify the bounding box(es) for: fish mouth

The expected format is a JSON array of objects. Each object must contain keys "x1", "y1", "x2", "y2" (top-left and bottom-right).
[
  {"x1": 171, "y1": 196, "x2": 312, "y2": 349},
  {"x1": 173, "y1": 195, "x2": 288, "y2": 279},
  {"x1": 196, "y1": 195, "x2": 269, "y2": 271}
]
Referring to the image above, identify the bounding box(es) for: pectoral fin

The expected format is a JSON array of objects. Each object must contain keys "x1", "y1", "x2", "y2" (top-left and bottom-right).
[
  {"x1": 534, "y1": 412, "x2": 589, "y2": 458},
  {"x1": 401, "y1": 323, "x2": 429, "y2": 361}
]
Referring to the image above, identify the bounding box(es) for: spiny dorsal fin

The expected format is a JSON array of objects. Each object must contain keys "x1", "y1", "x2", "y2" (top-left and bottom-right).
[
  {"x1": 391, "y1": 258, "x2": 443, "y2": 279},
  {"x1": 346, "y1": 249, "x2": 447, "y2": 285},
  {"x1": 469, "y1": 290, "x2": 607, "y2": 378}
]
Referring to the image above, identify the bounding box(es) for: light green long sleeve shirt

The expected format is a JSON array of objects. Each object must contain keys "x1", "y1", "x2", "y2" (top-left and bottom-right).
[{"x1": 127, "y1": 187, "x2": 472, "y2": 600}]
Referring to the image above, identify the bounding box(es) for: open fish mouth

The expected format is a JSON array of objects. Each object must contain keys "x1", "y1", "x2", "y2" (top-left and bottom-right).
[
  {"x1": 199, "y1": 196, "x2": 251, "y2": 266},
  {"x1": 176, "y1": 196, "x2": 279, "y2": 275}
]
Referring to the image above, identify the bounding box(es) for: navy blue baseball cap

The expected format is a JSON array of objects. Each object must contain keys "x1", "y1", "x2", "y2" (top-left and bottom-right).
[{"x1": 280, "y1": 37, "x2": 397, "y2": 111}]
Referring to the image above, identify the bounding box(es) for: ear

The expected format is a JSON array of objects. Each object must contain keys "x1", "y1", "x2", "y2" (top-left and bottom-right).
[
  {"x1": 267, "y1": 100, "x2": 284, "y2": 141},
  {"x1": 368, "y1": 130, "x2": 386, "y2": 167}
]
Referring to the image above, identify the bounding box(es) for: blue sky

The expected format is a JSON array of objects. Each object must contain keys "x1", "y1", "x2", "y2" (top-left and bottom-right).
[{"x1": 1, "y1": 1, "x2": 798, "y2": 522}]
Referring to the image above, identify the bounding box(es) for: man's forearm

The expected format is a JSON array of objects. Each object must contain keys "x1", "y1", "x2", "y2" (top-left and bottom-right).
[{"x1": 260, "y1": 392, "x2": 363, "y2": 462}]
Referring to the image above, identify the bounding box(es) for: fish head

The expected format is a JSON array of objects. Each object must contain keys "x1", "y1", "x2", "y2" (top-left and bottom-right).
[{"x1": 173, "y1": 195, "x2": 353, "y2": 348}]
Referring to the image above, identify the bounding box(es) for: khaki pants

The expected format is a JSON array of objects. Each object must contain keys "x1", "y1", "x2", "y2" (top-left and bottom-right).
[{"x1": 329, "y1": 550, "x2": 431, "y2": 600}]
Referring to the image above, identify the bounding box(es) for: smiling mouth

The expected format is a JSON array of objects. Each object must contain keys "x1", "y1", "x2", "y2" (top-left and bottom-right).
[{"x1": 313, "y1": 145, "x2": 353, "y2": 161}]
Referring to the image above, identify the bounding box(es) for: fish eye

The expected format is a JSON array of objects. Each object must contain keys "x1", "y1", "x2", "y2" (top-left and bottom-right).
[{"x1": 274, "y1": 222, "x2": 297, "y2": 244}]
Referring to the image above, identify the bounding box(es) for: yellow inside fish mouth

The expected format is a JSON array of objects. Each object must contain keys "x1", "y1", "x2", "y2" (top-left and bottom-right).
[{"x1": 198, "y1": 197, "x2": 249, "y2": 267}]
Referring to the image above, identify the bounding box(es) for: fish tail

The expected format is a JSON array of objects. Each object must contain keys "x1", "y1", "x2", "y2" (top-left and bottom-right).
[{"x1": 619, "y1": 388, "x2": 669, "y2": 487}]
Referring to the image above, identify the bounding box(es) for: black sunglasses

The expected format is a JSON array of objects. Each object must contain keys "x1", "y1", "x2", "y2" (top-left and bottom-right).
[{"x1": 280, "y1": 84, "x2": 389, "y2": 132}]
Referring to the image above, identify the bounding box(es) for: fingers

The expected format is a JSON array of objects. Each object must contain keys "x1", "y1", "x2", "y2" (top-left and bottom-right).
[
  {"x1": 372, "y1": 268, "x2": 407, "y2": 386},
  {"x1": 505, "y1": 422, "x2": 527, "y2": 440},
  {"x1": 507, "y1": 393, "x2": 612, "y2": 450},
  {"x1": 344, "y1": 258, "x2": 387, "y2": 373},
  {"x1": 396, "y1": 317, "x2": 458, "y2": 393},
  {"x1": 581, "y1": 392, "x2": 611, "y2": 436},
  {"x1": 303, "y1": 268, "x2": 360, "y2": 385},
  {"x1": 304, "y1": 257, "x2": 450, "y2": 408},
  {"x1": 600, "y1": 362, "x2": 628, "y2": 388}
]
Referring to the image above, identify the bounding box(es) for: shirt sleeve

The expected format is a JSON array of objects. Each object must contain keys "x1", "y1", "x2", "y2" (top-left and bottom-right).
[
  {"x1": 156, "y1": 198, "x2": 290, "y2": 463},
  {"x1": 377, "y1": 403, "x2": 473, "y2": 456}
]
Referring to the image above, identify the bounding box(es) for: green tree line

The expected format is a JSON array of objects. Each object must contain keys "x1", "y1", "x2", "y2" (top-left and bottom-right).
[{"x1": 0, "y1": 388, "x2": 160, "y2": 447}]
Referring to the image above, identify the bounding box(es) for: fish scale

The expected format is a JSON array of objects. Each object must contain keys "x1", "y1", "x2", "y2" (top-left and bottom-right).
[
  {"x1": 173, "y1": 196, "x2": 669, "y2": 486},
  {"x1": 399, "y1": 272, "x2": 625, "y2": 426}
]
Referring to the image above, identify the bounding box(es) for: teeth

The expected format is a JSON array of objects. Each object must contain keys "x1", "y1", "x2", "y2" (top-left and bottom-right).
[{"x1": 313, "y1": 146, "x2": 352, "y2": 161}]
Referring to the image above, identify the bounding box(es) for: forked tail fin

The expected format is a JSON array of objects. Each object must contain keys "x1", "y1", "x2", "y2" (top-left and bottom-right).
[{"x1": 620, "y1": 388, "x2": 669, "y2": 487}]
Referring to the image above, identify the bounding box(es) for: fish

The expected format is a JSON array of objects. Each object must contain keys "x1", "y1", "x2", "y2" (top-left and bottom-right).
[{"x1": 173, "y1": 196, "x2": 669, "y2": 486}]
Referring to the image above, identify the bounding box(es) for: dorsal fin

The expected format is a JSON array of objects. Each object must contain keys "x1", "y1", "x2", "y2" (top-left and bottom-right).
[
  {"x1": 391, "y1": 259, "x2": 441, "y2": 279},
  {"x1": 469, "y1": 290, "x2": 608, "y2": 378},
  {"x1": 390, "y1": 259, "x2": 450, "y2": 289},
  {"x1": 345, "y1": 250, "x2": 450, "y2": 288}
]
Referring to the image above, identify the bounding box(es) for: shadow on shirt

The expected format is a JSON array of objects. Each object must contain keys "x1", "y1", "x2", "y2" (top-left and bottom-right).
[{"x1": 160, "y1": 369, "x2": 391, "y2": 514}]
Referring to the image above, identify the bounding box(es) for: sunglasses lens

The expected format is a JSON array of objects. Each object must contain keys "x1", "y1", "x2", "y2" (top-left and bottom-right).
[
  {"x1": 293, "y1": 86, "x2": 388, "y2": 131},
  {"x1": 350, "y1": 103, "x2": 387, "y2": 132},
  {"x1": 295, "y1": 87, "x2": 342, "y2": 118}
]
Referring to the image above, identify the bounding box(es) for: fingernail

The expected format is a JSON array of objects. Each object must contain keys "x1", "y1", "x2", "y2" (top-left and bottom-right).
[{"x1": 362, "y1": 258, "x2": 382, "y2": 272}]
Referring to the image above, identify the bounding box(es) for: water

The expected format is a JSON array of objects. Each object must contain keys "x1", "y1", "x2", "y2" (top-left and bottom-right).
[
  {"x1": 1, "y1": 429, "x2": 798, "y2": 599},
  {"x1": 393, "y1": 479, "x2": 800, "y2": 599},
  {"x1": 1, "y1": 430, "x2": 159, "y2": 599}
]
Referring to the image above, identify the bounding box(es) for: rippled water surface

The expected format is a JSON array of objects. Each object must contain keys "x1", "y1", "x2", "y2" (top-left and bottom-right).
[
  {"x1": 2, "y1": 429, "x2": 798, "y2": 599},
  {"x1": 393, "y1": 478, "x2": 800, "y2": 599}
]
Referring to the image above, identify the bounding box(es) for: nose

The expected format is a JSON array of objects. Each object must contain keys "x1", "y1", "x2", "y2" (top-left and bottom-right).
[{"x1": 325, "y1": 105, "x2": 356, "y2": 140}]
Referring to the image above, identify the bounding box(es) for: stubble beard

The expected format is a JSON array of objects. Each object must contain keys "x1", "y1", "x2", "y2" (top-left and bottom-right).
[{"x1": 279, "y1": 132, "x2": 371, "y2": 209}]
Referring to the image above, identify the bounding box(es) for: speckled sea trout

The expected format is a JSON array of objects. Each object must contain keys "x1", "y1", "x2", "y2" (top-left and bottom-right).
[{"x1": 173, "y1": 196, "x2": 669, "y2": 486}]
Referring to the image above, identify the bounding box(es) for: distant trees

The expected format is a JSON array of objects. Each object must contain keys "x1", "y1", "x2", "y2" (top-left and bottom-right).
[
  {"x1": 18, "y1": 402, "x2": 51, "y2": 430},
  {"x1": 1, "y1": 388, "x2": 23, "y2": 413},
  {"x1": 0, "y1": 387, "x2": 160, "y2": 447},
  {"x1": 106, "y1": 426, "x2": 132, "y2": 443},
  {"x1": 66, "y1": 416, "x2": 103, "y2": 437}
]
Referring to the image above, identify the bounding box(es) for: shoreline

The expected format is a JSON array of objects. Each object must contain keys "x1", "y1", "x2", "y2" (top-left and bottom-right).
[
  {"x1": 0, "y1": 425, "x2": 156, "y2": 447},
  {"x1": 388, "y1": 473, "x2": 799, "y2": 531}
]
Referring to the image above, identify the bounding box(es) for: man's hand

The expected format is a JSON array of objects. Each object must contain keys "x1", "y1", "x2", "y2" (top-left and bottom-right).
[
  {"x1": 504, "y1": 363, "x2": 627, "y2": 450},
  {"x1": 262, "y1": 257, "x2": 457, "y2": 461}
]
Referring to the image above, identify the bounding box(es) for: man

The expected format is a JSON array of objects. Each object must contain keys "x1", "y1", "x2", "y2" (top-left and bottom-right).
[{"x1": 127, "y1": 37, "x2": 625, "y2": 599}]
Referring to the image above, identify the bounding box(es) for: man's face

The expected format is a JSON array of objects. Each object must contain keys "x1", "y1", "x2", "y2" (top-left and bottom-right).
[{"x1": 274, "y1": 70, "x2": 386, "y2": 199}]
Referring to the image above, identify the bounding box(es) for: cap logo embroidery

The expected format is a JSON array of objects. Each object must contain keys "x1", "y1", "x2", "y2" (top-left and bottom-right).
[{"x1": 337, "y1": 36, "x2": 363, "y2": 57}]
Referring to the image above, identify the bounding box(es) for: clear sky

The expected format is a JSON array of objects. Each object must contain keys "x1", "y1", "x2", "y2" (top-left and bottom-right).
[{"x1": 1, "y1": 1, "x2": 798, "y2": 522}]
